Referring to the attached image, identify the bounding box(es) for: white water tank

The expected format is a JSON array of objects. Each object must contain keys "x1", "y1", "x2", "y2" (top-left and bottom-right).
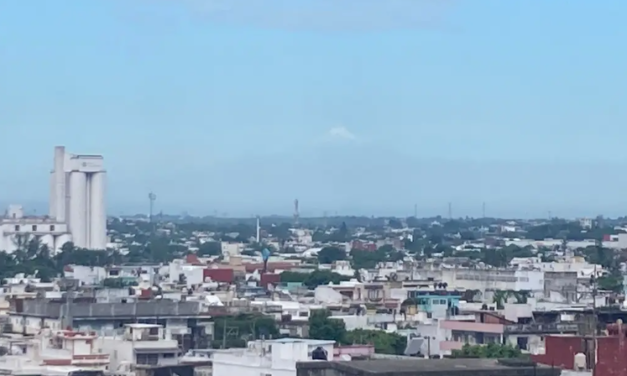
[{"x1": 574, "y1": 352, "x2": 586, "y2": 371}]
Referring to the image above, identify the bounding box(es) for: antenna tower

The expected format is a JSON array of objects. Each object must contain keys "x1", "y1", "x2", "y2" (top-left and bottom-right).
[
  {"x1": 256, "y1": 216, "x2": 261, "y2": 243},
  {"x1": 148, "y1": 192, "x2": 157, "y2": 222},
  {"x1": 294, "y1": 199, "x2": 300, "y2": 226},
  {"x1": 448, "y1": 202, "x2": 452, "y2": 219},
  {"x1": 414, "y1": 203, "x2": 418, "y2": 218}
]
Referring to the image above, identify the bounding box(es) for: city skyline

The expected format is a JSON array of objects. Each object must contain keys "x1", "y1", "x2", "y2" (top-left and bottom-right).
[{"x1": 1, "y1": 1, "x2": 627, "y2": 217}]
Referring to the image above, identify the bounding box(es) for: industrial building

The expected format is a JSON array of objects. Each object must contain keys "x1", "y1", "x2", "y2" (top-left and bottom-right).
[{"x1": 0, "y1": 146, "x2": 107, "y2": 252}]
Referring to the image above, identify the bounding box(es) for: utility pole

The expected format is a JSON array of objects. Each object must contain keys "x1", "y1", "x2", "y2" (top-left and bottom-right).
[
  {"x1": 427, "y1": 336, "x2": 431, "y2": 358},
  {"x1": 591, "y1": 241, "x2": 600, "y2": 373}
]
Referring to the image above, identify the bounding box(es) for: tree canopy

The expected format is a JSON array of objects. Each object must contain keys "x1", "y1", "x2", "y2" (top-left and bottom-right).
[
  {"x1": 213, "y1": 313, "x2": 279, "y2": 349},
  {"x1": 317, "y1": 246, "x2": 346, "y2": 264},
  {"x1": 198, "y1": 241, "x2": 221, "y2": 256},
  {"x1": 279, "y1": 270, "x2": 349, "y2": 289},
  {"x1": 308, "y1": 309, "x2": 407, "y2": 355},
  {"x1": 308, "y1": 309, "x2": 347, "y2": 344},
  {"x1": 451, "y1": 343, "x2": 524, "y2": 359}
]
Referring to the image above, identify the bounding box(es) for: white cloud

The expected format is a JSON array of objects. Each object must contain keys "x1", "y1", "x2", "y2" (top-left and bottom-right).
[
  {"x1": 327, "y1": 126, "x2": 357, "y2": 141},
  {"x1": 171, "y1": 0, "x2": 458, "y2": 32}
]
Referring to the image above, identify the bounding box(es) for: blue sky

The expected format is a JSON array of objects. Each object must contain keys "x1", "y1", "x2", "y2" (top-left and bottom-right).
[{"x1": 1, "y1": 0, "x2": 626, "y2": 218}]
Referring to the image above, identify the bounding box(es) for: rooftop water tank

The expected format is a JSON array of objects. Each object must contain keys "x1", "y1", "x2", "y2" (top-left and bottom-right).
[{"x1": 574, "y1": 352, "x2": 586, "y2": 371}]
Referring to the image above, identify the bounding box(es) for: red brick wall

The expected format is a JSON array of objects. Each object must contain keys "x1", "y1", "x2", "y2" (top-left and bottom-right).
[
  {"x1": 203, "y1": 268, "x2": 234, "y2": 283},
  {"x1": 260, "y1": 273, "x2": 280, "y2": 288},
  {"x1": 597, "y1": 336, "x2": 627, "y2": 376},
  {"x1": 532, "y1": 334, "x2": 627, "y2": 376},
  {"x1": 532, "y1": 336, "x2": 583, "y2": 370}
]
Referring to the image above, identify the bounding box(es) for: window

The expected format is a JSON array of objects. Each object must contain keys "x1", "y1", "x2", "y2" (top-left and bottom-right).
[
  {"x1": 50, "y1": 225, "x2": 55, "y2": 231},
  {"x1": 14, "y1": 225, "x2": 20, "y2": 231},
  {"x1": 163, "y1": 353, "x2": 175, "y2": 358},
  {"x1": 136, "y1": 354, "x2": 158, "y2": 365},
  {"x1": 32, "y1": 225, "x2": 37, "y2": 231}
]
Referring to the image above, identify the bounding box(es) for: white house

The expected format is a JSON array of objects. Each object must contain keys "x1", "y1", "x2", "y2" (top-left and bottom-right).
[{"x1": 212, "y1": 338, "x2": 335, "y2": 376}]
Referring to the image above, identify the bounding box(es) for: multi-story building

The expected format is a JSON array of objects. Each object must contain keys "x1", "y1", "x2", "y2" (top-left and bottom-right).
[
  {"x1": 212, "y1": 338, "x2": 335, "y2": 376},
  {"x1": 0, "y1": 146, "x2": 107, "y2": 252}
]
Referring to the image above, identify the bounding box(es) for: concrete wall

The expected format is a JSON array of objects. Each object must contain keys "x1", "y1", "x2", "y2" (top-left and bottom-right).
[
  {"x1": 544, "y1": 271, "x2": 577, "y2": 303},
  {"x1": 296, "y1": 361, "x2": 561, "y2": 376},
  {"x1": 15, "y1": 300, "x2": 204, "y2": 319}
]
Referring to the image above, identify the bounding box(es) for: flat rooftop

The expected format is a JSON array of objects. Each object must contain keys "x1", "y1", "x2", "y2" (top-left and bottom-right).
[
  {"x1": 297, "y1": 358, "x2": 561, "y2": 376},
  {"x1": 340, "y1": 358, "x2": 542, "y2": 373},
  {"x1": 270, "y1": 338, "x2": 335, "y2": 345}
]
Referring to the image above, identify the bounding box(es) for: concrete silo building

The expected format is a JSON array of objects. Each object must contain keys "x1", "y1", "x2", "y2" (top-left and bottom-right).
[
  {"x1": 0, "y1": 146, "x2": 107, "y2": 253},
  {"x1": 49, "y1": 146, "x2": 107, "y2": 250}
]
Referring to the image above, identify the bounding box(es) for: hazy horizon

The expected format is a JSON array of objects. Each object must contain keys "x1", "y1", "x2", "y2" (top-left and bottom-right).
[{"x1": 1, "y1": 0, "x2": 626, "y2": 218}]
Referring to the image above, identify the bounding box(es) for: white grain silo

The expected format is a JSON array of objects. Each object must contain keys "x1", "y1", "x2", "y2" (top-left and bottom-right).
[
  {"x1": 55, "y1": 233, "x2": 72, "y2": 253},
  {"x1": 47, "y1": 146, "x2": 107, "y2": 250},
  {"x1": 89, "y1": 171, "x2": 106, "y2": 249},
  {"x1": 53, "y1": 146, "x2": 67, "y2": 222},
  {"x1": 41, "y1": 234, "x2": 55, "y2": 250},
  {"x1": 69, "y1": 171, "x2": 87, "y2": 248}
]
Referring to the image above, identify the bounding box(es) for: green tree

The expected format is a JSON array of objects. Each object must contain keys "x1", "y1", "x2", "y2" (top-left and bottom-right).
[
  {"x1": 280, "y1": 270, "x2": 349, "y2": 289},
  {"x1": 406, "y1": 217, "x2": 420, "y2": 228},
  {"x1": 388, "y1": 250, "x2": 405, "y2": 262},
  {"x1": 326, "y1": 222, "x2": 349, "y2": 242},
  {"x1": 598, "y1": 272, "x2": 624, "y2": 293},
  {"x1": 344, "y1": 329, "x2": 407, "y2": 355},
  {"x1": 312, "y1": 230, "x2": 328, "y2": 243},
  {"x1": 492, "y1": 290, "x2": 510, "y2": 309},
  {"x1": 351, "y1": 247, "x2": 388, "y2": 269},
  {"x1": 387, "y1": 219, "x2": 403, "y2": 229},
  {"x1": 308, "y1": 309, "x2": 346, "y2": 343},
  {"x1": 213, "y1": 313, "x2": 279, "y2": 349},
  {"x1": 481, "y1": 249, "x2": 510, "y2": 267},
  {"x1": 269, "y1": 223, "x2": 292, "y2": 242},
  {"x1": 451, "y1": 343, "x2": 524, "y2": 359},
  {"x1": 317, "y1": 247, "x2": 346, "y2": 264},
  {"x1": 198, "y1": 241, "x2": 222, "y2": 256}
]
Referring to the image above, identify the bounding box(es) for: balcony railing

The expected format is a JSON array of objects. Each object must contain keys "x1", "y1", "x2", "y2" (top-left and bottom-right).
[{"x1": 504, "y1": 323, "x2": 579, "y2": 334}]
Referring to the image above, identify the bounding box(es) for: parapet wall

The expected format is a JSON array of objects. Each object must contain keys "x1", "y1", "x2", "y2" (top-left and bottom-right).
[{"x1": 15, "y1": 300, "x2": 205, "y2": 318}]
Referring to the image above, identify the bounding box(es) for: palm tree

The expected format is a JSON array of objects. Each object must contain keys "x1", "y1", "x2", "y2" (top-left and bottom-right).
[
  {"x1": 12, "y1": 233, "x2": 32, "y2": 263},
  {"x1": 492, "y1": 290, "x2": 510, "y2": 309},
  {"x1": 12, "y1": 233, "x2": 31, "y2": 252},
  {"x1": 26, "y1": 236, "x2": 42, "y2": 259},
  {"x1": 511, "y1": 290, "x2": 530, "y2": 304}
]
